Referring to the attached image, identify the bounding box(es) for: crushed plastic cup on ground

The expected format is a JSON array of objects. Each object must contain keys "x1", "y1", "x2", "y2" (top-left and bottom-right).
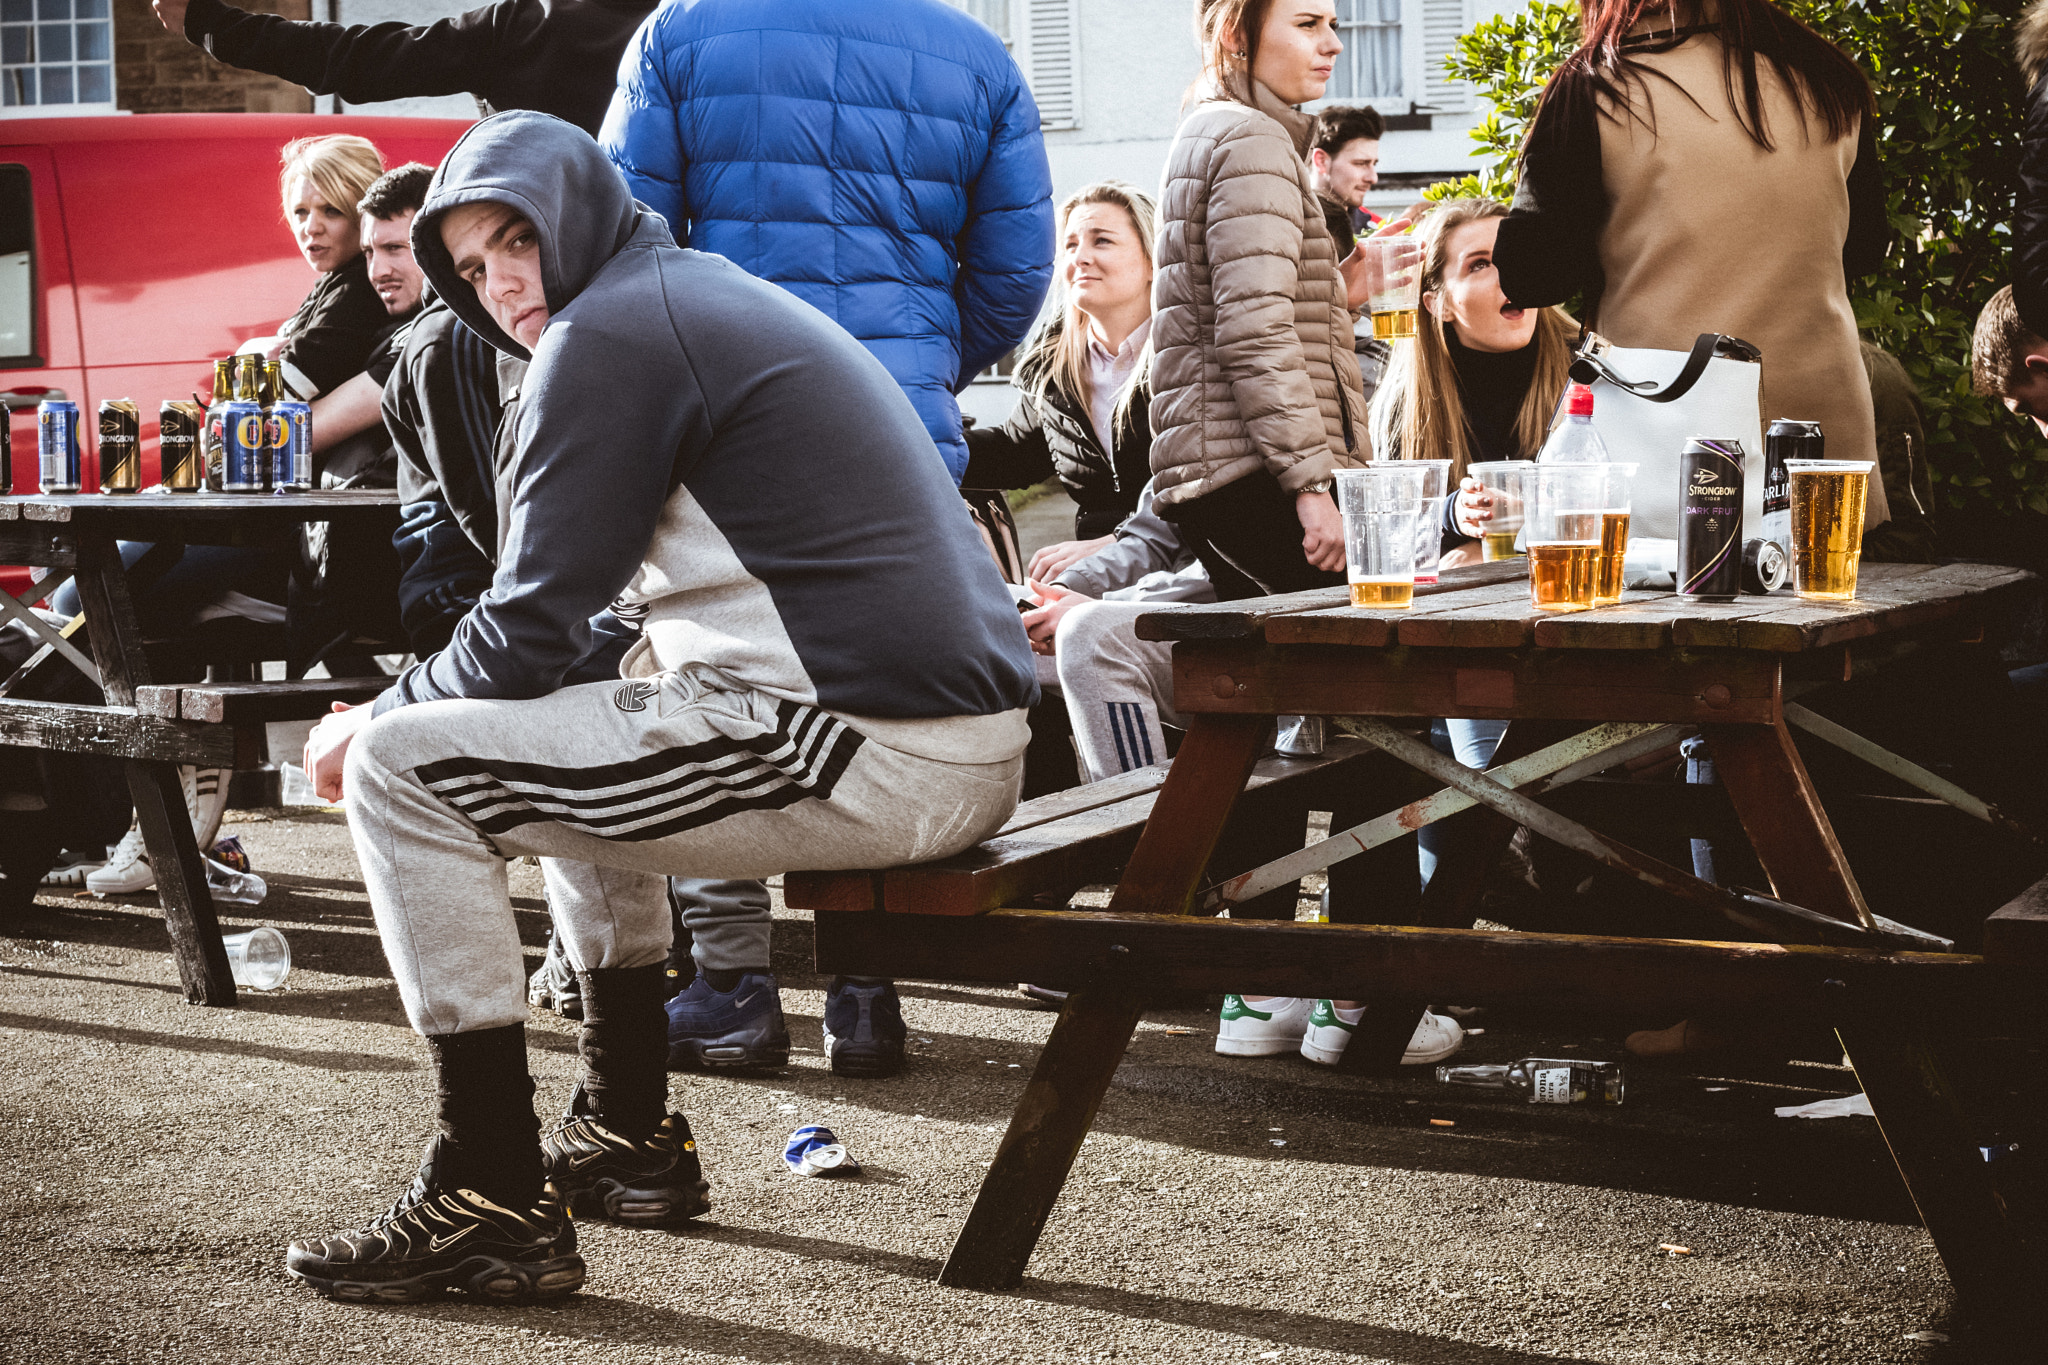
[
  {"x1": 205, "y1": 858, "x2": 267, "y2": 908},
  {"x1": 784, "y1": 1124, "x2": 860, "y2": 1178},
  {"x1": 1774, "y1": 1093, "x2": 1874, "y2": 1119}
]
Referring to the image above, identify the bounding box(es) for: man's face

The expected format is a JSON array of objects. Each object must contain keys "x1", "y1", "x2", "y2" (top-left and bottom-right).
[
  {"x1": 1312, "y1": 136, "x2": 1381, "y2": 209},
  {"x1": 440, "y1": 201, "x2": 549, "y2": 350},
  {"x1": 363, "y1": 208, "x2": 424, "y2": 315},
  {"x1": 2006, "y1": 350, "x2": 2048, "y2": 440}
]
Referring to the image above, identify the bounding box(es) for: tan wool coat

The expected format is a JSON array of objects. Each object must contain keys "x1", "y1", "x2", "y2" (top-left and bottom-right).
[{"x1": 1149, "y1": 75, "x2": 1368, "y2": 508}]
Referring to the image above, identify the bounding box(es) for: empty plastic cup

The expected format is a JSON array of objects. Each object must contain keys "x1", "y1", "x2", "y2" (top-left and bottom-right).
[
  {"x1": 1335, "y1": 465, "x2": 1425, "y2": 610},
  {"x1": 223, "y1": 927, "x2": 290, "y2": 990},
  {"x1": 1365, "y1": 458, "x2": 1451, "y2": 584}
]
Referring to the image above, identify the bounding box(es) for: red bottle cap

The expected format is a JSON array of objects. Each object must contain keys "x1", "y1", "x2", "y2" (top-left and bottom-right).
[{"x1": 1567, "y1": 384, "x2": 1595, "y2": 417}]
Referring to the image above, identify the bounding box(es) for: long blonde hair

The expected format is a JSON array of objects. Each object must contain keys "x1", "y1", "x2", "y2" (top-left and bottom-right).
[
  {"x1": 1374, "y1": 198, "x2": 1575, "y2": 482},
  {"x1": 278, "y1": 134, "x2": 385, "y2": 224},
  {"x1": 1015, "y1": 180, "x2": 1157, "y2": 433}
]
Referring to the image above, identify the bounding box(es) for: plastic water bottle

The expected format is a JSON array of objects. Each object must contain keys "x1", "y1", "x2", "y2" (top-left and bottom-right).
[
  {"x1": 1436, "y1": 1057, "x2": 1626, "y2": 1105},
  {"x1": 1537, "y1": 385, "x2": 1610, "y2": 463}
]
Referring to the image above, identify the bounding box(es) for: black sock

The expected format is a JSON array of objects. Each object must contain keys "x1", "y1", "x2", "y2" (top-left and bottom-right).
[
  {"x1": 577, "y1": 965, "x2": 671, "y2": 1141},
  {"x1": 699, "y1": 966, "x2": 765, "y2": 993},
  {"x1": 423, "y1": 1023, "x2": 542, "y2": 1207}
]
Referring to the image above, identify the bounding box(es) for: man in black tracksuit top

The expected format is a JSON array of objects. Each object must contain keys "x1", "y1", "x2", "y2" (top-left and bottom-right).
[{"x1": 152, "y1": 0, "x2": 652, "y2": 135}]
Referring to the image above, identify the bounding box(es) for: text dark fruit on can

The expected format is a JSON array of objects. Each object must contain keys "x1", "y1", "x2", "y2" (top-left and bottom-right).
[
  {"x1": 99, "y1": 399, "x2": 140, "y2": 493},
  {"x1": 270, "y1": 401, "x2": 313, "y2": 492},
  {"x1": 1678, "y1": 438, "x2": 1744, "y2": 601},
  {"x1": 222, "y1": 400, "x2": 269, "y2": 492},
  {"x1": 160, "y1": 401, "x2": 204, "y2": 491},
  {"x1": 38, "y1": 400, "x2": 82, "y2": 493}
]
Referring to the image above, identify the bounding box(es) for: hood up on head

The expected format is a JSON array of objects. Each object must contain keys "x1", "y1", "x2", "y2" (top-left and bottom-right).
[
  {"x1": 2023, "y1": 0, "x2": 2048, "y2": 87},
  {"x1": 412, "y1": 110, "x2": 652, "y2": 360}
]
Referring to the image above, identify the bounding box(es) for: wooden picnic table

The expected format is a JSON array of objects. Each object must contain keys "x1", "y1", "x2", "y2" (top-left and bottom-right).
[
  {"x1": 0, "y1": 490, "x2": 401, "y2": 1006},
  {"x1": 795, "y1": 560, "x2": 2048, "y2": 1304}
]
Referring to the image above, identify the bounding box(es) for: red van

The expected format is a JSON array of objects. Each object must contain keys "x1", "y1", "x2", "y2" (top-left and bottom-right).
[{"x1": 2, "y1": 113, "x2": 471, "y2": 595}]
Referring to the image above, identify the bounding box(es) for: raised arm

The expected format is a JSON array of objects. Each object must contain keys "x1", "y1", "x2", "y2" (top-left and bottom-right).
[
  {"x1": 954, "y1": 77, "x2": 1055, "y2": 384},
  {"x1": 170, "y1": 0, "x2": 507, "y2": 107}
]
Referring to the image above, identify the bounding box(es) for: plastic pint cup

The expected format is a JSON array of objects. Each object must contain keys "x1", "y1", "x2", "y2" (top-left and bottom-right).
[
  {"x1": 223, "y1": 926, "x2": 290, "y2": 990},
  {"x1": 1591, "y1": 463, "x2": 1638, "y2": 606},
  {"x1": 1467, "y1": 460, "x2": 1533, "y2": 561},
  {"x1": 1526, "y1": 464, "x2": 1606, "y2": 613},
  {"x1": 1336, "y1": 466, "x2": 1424, "y2": 609},
  {"x1": 1364, "y1": 235, "x2": 1423, "y2": 340},
  {"x1": 1365, "y1": 458, "x2": 1450, "y2": 584},
  {"x1": 1786, "y1": 460, "x2": 1872, "y2": 600}
]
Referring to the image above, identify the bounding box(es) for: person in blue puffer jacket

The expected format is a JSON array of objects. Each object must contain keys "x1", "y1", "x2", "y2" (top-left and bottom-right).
[{"x1": 601, "y1": 0, "x2": 1056, "y2": 482}]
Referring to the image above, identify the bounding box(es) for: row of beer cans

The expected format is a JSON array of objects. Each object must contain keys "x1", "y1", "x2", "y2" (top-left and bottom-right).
[{"x1": 2, "y1": 397, "x2": 313, "y2": 497}]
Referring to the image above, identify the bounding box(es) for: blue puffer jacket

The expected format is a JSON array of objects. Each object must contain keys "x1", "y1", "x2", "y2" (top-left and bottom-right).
[{"x1": 602, "y1": 0, "x2": 1055, "y2": 482}]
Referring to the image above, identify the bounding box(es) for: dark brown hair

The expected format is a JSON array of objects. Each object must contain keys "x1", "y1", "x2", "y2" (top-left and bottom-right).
[
  {"x1": 1193, "y1": 0, "x2": 1275, "y2": 97},
  {"x1": 1312, "y1": 104, "x2": 1387, "y2": 157},
  {"x1": 1543, "y1": 0, "x2": 1873, "y2": 150}
]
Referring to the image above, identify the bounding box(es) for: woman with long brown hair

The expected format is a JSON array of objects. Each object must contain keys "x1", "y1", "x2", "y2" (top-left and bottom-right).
[{"x1": 1493, "y1": 0, "x2": 1892, "y2": 534}]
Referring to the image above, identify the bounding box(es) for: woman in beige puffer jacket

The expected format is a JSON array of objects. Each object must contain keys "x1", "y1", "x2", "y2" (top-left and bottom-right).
[{"x1": 1149, "y1": 2, "x2": 1369, "y2": 598}]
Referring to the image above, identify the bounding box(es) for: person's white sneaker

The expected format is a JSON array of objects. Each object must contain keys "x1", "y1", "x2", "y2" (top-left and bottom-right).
[
  {"x1": 86, "y1": 825, "x2": 153, "y2": 896},
  {"x1": 1298, "y1": 1003, "x2": 1467, "y2": 1067},
  {"x1": 1215, "y1": 995, "x2": 1313, "y2": 1056}
]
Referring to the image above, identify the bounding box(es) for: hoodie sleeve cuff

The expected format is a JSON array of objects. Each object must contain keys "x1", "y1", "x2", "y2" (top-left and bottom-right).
[
  {"x1": 1274, "y1": 453, "x2": 1338, "y2": 494},
  {"x1": 185, "y1": 0, "x2": 232, "y2": 40}
]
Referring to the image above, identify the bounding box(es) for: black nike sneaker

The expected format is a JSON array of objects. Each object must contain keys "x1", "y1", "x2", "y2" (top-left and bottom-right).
[
  {"x1": 285, "y1": 1174, "x2": 584, "y2": 1305},
  {"x1": 542, "y1": 1111, "x2": 711, "y2": 1227}
]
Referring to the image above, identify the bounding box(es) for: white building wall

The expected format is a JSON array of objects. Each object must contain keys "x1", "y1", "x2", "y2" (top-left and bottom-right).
[{"x1": 330, "y1": 0, "x2": 477, "y2": 119}]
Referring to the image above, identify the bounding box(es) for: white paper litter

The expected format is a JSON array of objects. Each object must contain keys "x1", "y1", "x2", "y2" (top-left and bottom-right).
[{"x1": 1774, "y1": 1093, "x2": 1874, "y2": 1119}]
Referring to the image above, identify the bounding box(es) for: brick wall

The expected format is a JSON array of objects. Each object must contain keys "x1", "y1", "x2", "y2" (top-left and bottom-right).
[{"x1": 114, "y1": 0, "x2": 315, "y2": 114}]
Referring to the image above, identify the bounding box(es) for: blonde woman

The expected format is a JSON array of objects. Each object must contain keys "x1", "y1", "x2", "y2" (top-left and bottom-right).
[
  {"x1": 266, "y1": 133, "x2": 391, "y2": 401},
  {"x1": 965, "y1": 180, "x2": 1159, "y2": 584}
]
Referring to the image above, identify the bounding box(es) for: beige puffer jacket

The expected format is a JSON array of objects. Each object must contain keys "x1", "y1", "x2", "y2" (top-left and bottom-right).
[{"x1": 1149, "y1": 75, "x2": 1368, "y2": 508}]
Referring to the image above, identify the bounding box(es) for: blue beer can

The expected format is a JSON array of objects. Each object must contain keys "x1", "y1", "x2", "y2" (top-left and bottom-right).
[
  {"x1": 270, "y1": 401, "x2": 313, "y2": 492},
  {"x1": 221, "y1": 400, "x2": 269, "y2": 492},
  {"x1": 37, "y1": 400, "x2": 82, "y2": 493}
]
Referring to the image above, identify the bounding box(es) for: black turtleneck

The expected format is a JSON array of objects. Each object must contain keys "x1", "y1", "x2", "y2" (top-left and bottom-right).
[{"x1": 1447, "y1": 328, "x2": 1542, "y2": 461}]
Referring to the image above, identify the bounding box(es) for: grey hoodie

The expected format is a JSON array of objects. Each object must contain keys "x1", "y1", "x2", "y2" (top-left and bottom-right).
[{"x1": 383, "y1": 111, "x2": 1037, "y2": 723}]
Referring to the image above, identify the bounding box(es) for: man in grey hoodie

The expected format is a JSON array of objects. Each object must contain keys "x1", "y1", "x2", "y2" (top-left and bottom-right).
[{"x1": 286, "y1": 112, "x2": 1036, "y2": 1305}]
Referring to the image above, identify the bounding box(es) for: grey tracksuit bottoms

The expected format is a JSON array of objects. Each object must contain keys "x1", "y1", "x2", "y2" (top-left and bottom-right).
[
  {"x1": 1052, "y1": 601, "x2": 1179, "y2": 782},
  {"x1": 344, "y1": 666, "x2": 1026, "y2": 1036},
  {"x1": 667, "y1": 876, "x2": 772, "y2": 972}
]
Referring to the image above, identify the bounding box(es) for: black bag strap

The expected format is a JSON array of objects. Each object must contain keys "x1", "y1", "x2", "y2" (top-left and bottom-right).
[{"x1": 1568, "y1": 333, "x2": 1761, "y2": 404}]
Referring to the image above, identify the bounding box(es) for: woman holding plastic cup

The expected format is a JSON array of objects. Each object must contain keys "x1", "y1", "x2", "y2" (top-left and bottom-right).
[{"x1": 1366, "y1": 200, "x2": 1577, "y2": 567}]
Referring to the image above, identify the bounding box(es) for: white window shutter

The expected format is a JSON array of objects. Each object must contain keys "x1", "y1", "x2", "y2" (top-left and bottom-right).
[
  {"x1": 1419, "y1": 0, "x2": 1471, "y2": 113},
  {"x1": 1020, "y1": 0, "x2": 1081, "y2": 131}
]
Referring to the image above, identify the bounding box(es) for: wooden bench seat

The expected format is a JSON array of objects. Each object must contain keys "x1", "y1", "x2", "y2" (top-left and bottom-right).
[{"x1": 133, "y1": 676, "x2": 389, "y2": 725}]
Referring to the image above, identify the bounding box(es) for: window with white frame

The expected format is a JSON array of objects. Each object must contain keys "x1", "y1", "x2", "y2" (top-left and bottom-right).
[
  {"x1": 944, "y1": 0, "x2": 1077, "y2": 131},
  {"x1": 1327, "y1": 0, "x2": 1403, "y2": 103},
  {"x1": 947, "y1": 0, "x2": 1013, "y2": 46},
  {"x1": 1, "y1": 0, "x2": 114, "y2": 111}
]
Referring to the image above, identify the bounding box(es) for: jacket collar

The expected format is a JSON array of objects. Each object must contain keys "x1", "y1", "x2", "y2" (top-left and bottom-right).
[{"x1": 1199, "y1": 70, "x2": 1315, "y2": 157}]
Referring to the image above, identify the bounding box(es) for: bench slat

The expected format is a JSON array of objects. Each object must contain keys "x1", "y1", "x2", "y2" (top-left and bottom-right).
[{"x1": 133, "y1": 677, "x2": 391, "y2": 725}]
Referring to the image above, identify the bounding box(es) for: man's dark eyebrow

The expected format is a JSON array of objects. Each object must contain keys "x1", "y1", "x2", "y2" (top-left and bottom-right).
[{"x1": 451, "y1": 210, "x2": 535, "y2": 277}]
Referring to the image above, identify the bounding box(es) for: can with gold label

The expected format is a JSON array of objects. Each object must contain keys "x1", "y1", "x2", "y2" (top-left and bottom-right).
[
  {"x1": 160, "y1": 401, "x2": 205, "y2": 491},
  {"x1": 98, "y1": 399, "x2": 141, "y2": 493}
]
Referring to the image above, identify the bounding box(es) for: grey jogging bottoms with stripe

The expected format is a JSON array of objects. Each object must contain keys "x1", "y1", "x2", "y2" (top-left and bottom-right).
[
  {"x1": 1053, "y1": 600, "x2": 1180, "y2": 783},
  {"x1": 344, "y1": 668, "x2": 1024, "y2": 1036}
]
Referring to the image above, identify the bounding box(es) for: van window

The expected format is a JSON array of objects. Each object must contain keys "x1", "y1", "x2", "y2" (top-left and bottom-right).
[{"x1": 0, "y1": 164, "x2": 32, "y2": 362}]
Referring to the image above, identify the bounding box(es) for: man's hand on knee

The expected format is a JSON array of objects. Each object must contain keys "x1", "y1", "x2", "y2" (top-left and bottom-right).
[{"x1": 305, "y1": 702, "x2": 377, "y2": 802}]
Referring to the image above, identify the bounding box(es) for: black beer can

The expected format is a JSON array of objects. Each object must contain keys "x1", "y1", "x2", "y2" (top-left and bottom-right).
[
  {"x1": 1763, "y1": 419, "x2": 1820, "y2": 553},
  {"x1": 1742, "y1": 537, "x2": 1789, "y2": 594},
  {"x1": 1678, "y1": 438, "x2": 1745, "y2": 601},
  {"x1": 1, "y1": 404, "x2": 11, "y2": 495},
  {"x1": 98, "y1": 399, "x2": 140, "y2": 493},
  {"x1": 160, "y1": 401, "x2": 205, "y2": 491}
]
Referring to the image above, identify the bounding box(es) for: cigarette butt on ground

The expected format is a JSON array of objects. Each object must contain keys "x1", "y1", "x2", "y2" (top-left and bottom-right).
[
  {"x1": 1429, "y1": 1119, "x2": 1455, "y2": 1127},
  {"x1": 1659, "y1": 1243, "x2": 1693, "y2": 1255}
]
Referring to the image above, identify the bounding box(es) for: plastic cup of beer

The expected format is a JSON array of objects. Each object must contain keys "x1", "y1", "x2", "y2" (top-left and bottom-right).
[
  {"x1": 1466, "y1": 460, "x2": 1532, "y2": 561},
  {"x1": 1364, "y1": 235, "x2": 1423, "y2": 340},
  {"x1": 1364, "y1": 458, "x2": 1450, "y2": 584},
  {"x1": 1526, "y1": 465, "x2": 1605, "y2": 612},
  {"x1": 223, "y1": 926, "x2": 290, "y2": 991},
  {"x1": 1590, "y1": 462, "x2": 1638, "y2": 606},
  {"x1": 1786, "y1": 459, "x2": 1872, "y2": 600},
  {"x1": 1336, "y1": 466, "x2": 1424, "y2": 609}
]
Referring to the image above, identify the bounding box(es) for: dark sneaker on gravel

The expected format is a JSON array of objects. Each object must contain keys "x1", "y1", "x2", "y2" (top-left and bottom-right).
[
  {"x1": 284, "y1": 1176, "x2": 583, "y2": 1305},
  {"x1": 822, "y1": 977, "x2": 906, "y2": 1079},
  {"x1": 664, "y1": 970, "x2": 790, "y2": 1070},
  {"x1": 542, "y1": 1111, "x2": 710, "y2": 1226}
]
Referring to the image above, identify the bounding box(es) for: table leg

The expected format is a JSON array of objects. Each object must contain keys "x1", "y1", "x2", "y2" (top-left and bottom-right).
[
  {"x1": 1107, "y1": 713, "x2": 1267, "y2": 916},
  {"x1": 69, "y1": 530, "x2": 237, "y2": 1006},
  {"x1": 940, "y1": 983, "x2": 1147, "y2": 1290},
  {"x1": 1704, "y1": 719, "x2": 1874, "y2": 930}
]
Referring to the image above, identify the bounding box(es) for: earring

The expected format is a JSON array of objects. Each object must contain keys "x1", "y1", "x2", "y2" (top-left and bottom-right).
[{"x1": 1232, "y1": 50, "x2": 1247, "y2": 59}]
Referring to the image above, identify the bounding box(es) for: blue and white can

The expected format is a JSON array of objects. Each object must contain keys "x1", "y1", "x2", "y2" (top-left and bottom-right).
[
  {"x1": 783, "y1": 1125, "x2": 859, "y2": 1177},
  {"x1": 221, "y1": 399, "x2": 268, "y2": 493},
  {"x1": 37, "y1": 399, "x2": 81, "y2": 493},
  {"x1": 270, "y1": 401, "x2": 313, "y2": 492}
]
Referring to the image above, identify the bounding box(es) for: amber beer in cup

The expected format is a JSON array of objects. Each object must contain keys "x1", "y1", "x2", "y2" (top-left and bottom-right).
[
  {"x1": 1527, "y1": 465, "x2": 1604, "y2": 612},
  {"x1": 1591, "y1": 462, "x2": 1637, "y2": 606},
  {"x1": 1467, "y1": 460, "x2": 1532, "y2": 561},
  {"x1": 1786, "y1": 459, "x2": 1872, "y2": 600},
  {"x1": 1364, "y1": 235, "x2": 1423, "y2": 341},
  {"x1": 1336, "y1": 466, "x2": 1424, "y2": 609}
]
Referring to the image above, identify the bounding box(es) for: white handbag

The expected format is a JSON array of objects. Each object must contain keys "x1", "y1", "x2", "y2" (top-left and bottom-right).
[{"x1": 1567, "y1": 332, "x2": 1765, "y2": 547}]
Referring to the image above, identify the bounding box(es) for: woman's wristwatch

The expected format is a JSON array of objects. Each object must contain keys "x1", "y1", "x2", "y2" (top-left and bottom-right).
[{"x1": 1297, "y1": 478, "x2": 1333, "y2": 496}]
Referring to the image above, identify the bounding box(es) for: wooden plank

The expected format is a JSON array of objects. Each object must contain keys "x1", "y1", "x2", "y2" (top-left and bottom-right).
[
  {"x1": 0, "y1": 697, "x2": 235, "y2": 764},
  {"x1": 1704, "y1": 718, "x2": 1874, "y2": 930},
  {"x1": 1135, "y1": 559, "x2": 1526, "y2": 643},
  {"x1": 173, "y1": 676, "x2": 389, "y2": 724},
  {"x1": 1735, "y1": 565, "x2": 2032, "y2": 653},
  {"x1": 133, "y1": 685, "x2": 183, "y2": 720},
  {"x1": 780, "y1": 870, "x2": 882, "y2": 915},
  {"x1": 1983, "y1": 874, "x2": 2048, "y2": 968},
  {"x1": 812, "y1": 908, "x2": 1995, "y2": 1011},
  {"x1": 0, "y1": 521, "x2": 75, "y2": 567},
  {"x1": 938, "y1": 984, "x2": 1148, "y2": 1290},
  {"x1": 1396, "y1": 595, "x2": 1539, "y2": 648},
  {"x1": 1171, "y1": 641, "x2": 1782, "y2": 725},
  {"x1": 1668, "y1": 596, "x2": 1806, "y2": 649},
  {"x1": 1265, "y1": 580, "x2": 1530, "y2": 648},
  {"x1": 14, "y1": 490, "x2": 400, "y2": 550},
  {"x1": 1104, "y1": 714, "x2": 1267, "y2": 916}
]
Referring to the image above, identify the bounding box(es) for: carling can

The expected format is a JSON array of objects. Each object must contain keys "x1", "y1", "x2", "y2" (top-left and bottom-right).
[
  {"x1": 160, "y1": 401, "x2": 205, "y2": 491},
  {"x1": 270, "y1": 400, "x2": 313, "y2": 492},
  {"x1": 98, "y1": 399, "x2": 141, "y2": 493},
  {"x1": 1762, "y1": 420, "x2": 1821, "y2": 558},
  {"x1": 221, "y1": 399, "x2": 269, "y2": 492},
  {"x1": 1677, "y1": 438, "x2": 1744, "y2": 601},
  {"x1": 38, "y1": 400, "x2": 82, "y2": 493}
]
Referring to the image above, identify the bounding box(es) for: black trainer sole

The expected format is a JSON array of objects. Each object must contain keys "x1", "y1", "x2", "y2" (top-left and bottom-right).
[
  {"x1": 287, "y1": 1251, "x2": 585, "y2": 1305},
  {"x1": 823, "y1": 1032, "x2": 904, "y2": 1079},
  {"x1": 666, "y1": 1034, "x2": 790, "y2": 1072},
  {"x1": 559, "y1": 1175, "x2": 712, "y2": 1227}
]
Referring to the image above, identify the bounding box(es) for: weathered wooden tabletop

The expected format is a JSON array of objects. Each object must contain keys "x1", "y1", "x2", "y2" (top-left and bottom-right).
[{"x1": 0, "y1": 490, "x2": 402, "y2": 554}]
